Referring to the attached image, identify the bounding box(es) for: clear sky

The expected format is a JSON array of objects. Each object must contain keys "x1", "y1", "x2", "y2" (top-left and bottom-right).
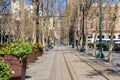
[
  {"x1": 5, "y1": 0, "x2": 32, "y2": 5},
  {"x1": 106, "y1": 0, "x2": 120, "y2": 3}
]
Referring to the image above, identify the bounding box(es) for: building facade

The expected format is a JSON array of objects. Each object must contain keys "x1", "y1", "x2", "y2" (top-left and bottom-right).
[
  {"x1": 11, "y1": 0, "x2": 20, "y2": 20},
  {"x1": 86, "y1": 3, "x2": 120, "y2": 41},
  {"x1": 11, "y1": 0, "x2": 33, "y2": 20}
]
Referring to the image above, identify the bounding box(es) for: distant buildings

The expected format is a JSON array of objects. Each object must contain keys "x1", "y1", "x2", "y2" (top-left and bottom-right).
[
  {"x1": 24, "y1": 5, "x2": 33, "y2": 14},
  {"x1": 11, "y1": 0, "x2": 33, "y2": 20},
  {"x1": 11, "y1": 0, "x2": 20, "y2": 20},
  {"x1": 86, "y1": 3, "x2": 120, "y2": 40}
]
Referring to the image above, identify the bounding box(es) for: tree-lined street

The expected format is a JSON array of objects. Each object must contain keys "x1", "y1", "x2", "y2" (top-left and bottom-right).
[{"x1": 0, "y1": 0, "x2": 120, "y2": 80}]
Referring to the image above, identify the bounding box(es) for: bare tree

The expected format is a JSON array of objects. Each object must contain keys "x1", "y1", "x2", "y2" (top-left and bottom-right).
[
  {"x1": 92, "y1": 2, "x2": 99, "y2": 56},
  {"x1": 19, "y1": 0, "x2": 25, "y2": 42},
  {"x1": 108, "y1": 0, "x2": 119, "y2": 62}
]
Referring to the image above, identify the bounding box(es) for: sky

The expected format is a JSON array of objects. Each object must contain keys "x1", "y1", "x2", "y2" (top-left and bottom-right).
[
  {"x1": 5, "y1": 0, "x2": 32, "y2": 5},
  {"x1": 108, "y1": 0, "x2": 116, "y2": 3},
  {"x1": 5, "y1": 0, "x2": 118, "y2": 7},
  {"x1": 2, "y1": 0, "x2": 118, "y2": 15},
  {"x1": 4, "y1": 0, "x2": 119, "y2": 4}
]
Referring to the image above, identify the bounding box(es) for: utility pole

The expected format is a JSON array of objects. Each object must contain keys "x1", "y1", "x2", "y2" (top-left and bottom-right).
[{"x1": 96, "y1": 0, "x2": 104, "y2": 58}]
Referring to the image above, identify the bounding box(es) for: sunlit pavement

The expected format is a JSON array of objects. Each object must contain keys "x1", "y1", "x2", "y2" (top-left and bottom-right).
[{"x1": 25, "y1": 45, "x2": 120, "y2": 80}]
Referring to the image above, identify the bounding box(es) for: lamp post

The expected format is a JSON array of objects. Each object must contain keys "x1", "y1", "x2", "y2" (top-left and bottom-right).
[
  {"x1": 81, "y1": 6, "x2": 85, "y2": 52},
  {"x1": 96, "y1": 0, "x2": 104, "y2": 58}
]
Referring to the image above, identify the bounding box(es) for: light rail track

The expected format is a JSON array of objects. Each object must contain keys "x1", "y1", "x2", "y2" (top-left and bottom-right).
[
  {"x1": 62, "y1": 46, "x2": 110, "y2": 80},
  {"x1": 70, "y1": 48, "x2": 109, "y2": 80}
]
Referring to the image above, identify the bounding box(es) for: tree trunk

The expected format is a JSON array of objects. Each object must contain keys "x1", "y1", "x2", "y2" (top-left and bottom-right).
[
  {"x1": 108, "y1": 22, "x2": 115, "y2": 62},
  {"x1": 108, "y1": 0, "x2": 118, "y2": 62},
  {"x1": 32, "y1": 1, "x2": 37, "y2": 44},
  {"x1": 85, "y1": 16, "x2": 88, "y2": 54},
  {"x1": 85, "y1": 33, "x2": 88, "y2": 53},
  {"x1": 93, "y1": 31, "x2": 98, "y2": 56},
  {"x1": 19, "y1": 0, "x2": 25, "y2": 42},
  {"x1": 93, "y1": 16, "x2": 99, "y2": 57},
  {"x1": 21, "y1": 57, "x2": 27, "y2": 80}
]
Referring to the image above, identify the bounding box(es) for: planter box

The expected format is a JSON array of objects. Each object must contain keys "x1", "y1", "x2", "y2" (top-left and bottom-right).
[
  {"x1": 34, "y1": 50, "x2": 39, "y2": 60},
  {"x1": 6, "y1": 55, "x2": 22, "y2": 79},
  {"x1": 27, "y1": 52, "x2": 36, "y2": 63},
  {"x1": 35, "y1": 49, "x2": 43, "y2": 58},
  {"x1": 39, "y1": 49, "x2": 43, "y2": 56},
  {"x1": 0, "y1": 55, "x2": 22, "y2": 80},
  {"x1": 9, "y1": 64, "x2": 22, "y2": 80}
]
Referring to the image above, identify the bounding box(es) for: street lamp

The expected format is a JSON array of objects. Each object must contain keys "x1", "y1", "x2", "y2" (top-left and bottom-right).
[
  {"x1": 80, "y1": 6, "x2": 85, "y2": 52},
  {"x1": 96, "y1": 0, "x2": 104, "y2": 58}
]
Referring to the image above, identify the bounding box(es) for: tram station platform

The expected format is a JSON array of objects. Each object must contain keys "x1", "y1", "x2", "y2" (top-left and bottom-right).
[{"x1": 25, "y1": 45, "x2": 120, "y2": 80}]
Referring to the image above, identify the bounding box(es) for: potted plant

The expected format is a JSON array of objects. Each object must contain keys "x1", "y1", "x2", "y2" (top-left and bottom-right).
[
  {"x1": 38, "y1": 44, "x2": 44, "y2": 56},
  {"x1": 33, "y1": 44, "x2": 39, "y2": 59},
  {"x1": 9, "y1": 40, "x2": 33, "y2": 59},
  {"x1": 32, "y1": 44, "x2": 44, "y2": 58},
  {"x1": 9, "y1": 40, "x2": 33, "y2": 80},
  {"x1": 27, "y1": 44, "x2": 38, "y2": 63},
  {"x1": 0, "y1": 61, "x2": 12, "y2": 80},
  {"x1": 0, "y1": 44, "x2": 10, "y2": 57}
]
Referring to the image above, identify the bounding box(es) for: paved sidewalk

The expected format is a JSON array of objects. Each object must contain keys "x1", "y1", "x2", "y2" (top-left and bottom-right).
[
  {"x1": 26, "y1": 46, "x2": 72, "y2": 80},
  {"x1": 25, "y1": 47, "x2": 56, "y2": 80},
  {"x1": 25, "y1": 45, "x2": 120, "y2": 80},
  {"x1": 49, "y1": 46, "x2": 72, "y2": 80}
]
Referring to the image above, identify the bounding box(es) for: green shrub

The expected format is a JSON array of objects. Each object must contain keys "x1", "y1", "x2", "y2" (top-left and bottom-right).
[
  {"x1": 32, "y1": 44, "x2": 44, "y2": 51},
  {"x1": 32, "y1": 44, "x2": 38, "y2": 50},
  {"x1": 0, "y1": 62, "x2": 12, "y2": 79},
  {"x1": 9, "y1": 40, "x2": 33, "y2": 59},
  {"x1": 0, "y1": 45, "x2": 10, "y2": 56},
  {"x1": 96, "y1": 42, "x2": 109, "y2": 51},
  {"x1": 38, "y1": 44, "x2": 44, "y2": 51}
]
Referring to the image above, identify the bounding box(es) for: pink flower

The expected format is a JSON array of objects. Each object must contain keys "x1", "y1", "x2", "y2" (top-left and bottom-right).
[
  {"x1": 12, "y1": 71, "x2": 15, "y2": 74},
  {"x1": 2, "y1": 59, "x2": 5, "y2": 62}
]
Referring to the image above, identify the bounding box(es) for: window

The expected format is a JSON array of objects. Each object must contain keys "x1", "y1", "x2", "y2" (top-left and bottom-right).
[
  {"x1": 15, "y1": 8, "x2": 18, "y2": 11},
  {"x1": 97, "y1": 35, "x2": 104, "y2": 39},
  {"x1": 88, "y1": 34, "x2": 93, "y2": 38},
  {"x1": 102, "y1": 35, "x2": 104, "y2": 38},
  {"x1": 109, "y1": 35, "x2": 115, "y2": 39},
  {"x1": 118, "y1": 35, "x2": 120, "y2": 39},
  {"x1": 113, "y1": 36, "x2": 115, "y2": 39},
  {"x1": 98, "y1": 36, "x2": 100, "y2": 38}
]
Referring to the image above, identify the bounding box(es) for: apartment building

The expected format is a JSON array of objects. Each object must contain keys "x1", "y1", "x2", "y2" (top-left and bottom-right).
[
  {"x1": 24, "y1": 5, "x2": 33, "y2": 14},
  {"x1": 11, "y1": 0, "x2": 33, "y2": 20},
  {"x1": 11, "y1": 0, "x2": 20, "y2": 20},
  {"x1": 86, "y1": 3, "x2": 120, "y2": 41}
]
